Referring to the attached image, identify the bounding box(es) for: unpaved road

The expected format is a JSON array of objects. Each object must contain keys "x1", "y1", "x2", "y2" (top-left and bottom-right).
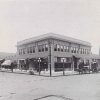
[{"x1": 0, "y1": 72, "x2": 100, "y2": 100}]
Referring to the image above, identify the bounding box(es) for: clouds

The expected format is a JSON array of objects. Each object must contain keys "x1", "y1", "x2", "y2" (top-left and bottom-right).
[{"x1": 0, "y1": 0, "x2": 100, "y2": 54}]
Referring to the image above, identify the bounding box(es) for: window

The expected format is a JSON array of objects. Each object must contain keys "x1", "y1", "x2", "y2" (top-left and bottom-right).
[
  {"x1": 87, "y1": 49, "x2": 90, "y2": 54},
  {"x1": 75, "y1": 48, "x2": 78, "y2": 53},
  {"x1": 80, "y1": 48, "x2": 82, "y2": 54},
  {"x1": 66, "y1": 46, "x2": 69, "y2": 52},
  {"x1": 64, "y1": 46, "x2": 66, "y2": 52},
  {"x1": 54, "y1": 57, "x2": 57, "y2": 62},
  {"x1": 57, "y1": 45, "x2": 60, "y2": 51},
  {"x1": 20, "y1": 49, "x2": 23, "y2": 55},
  {"x1": 38, "y1": 45, "x2": 42, "y2": 52},
  {"x1": 19, "y1": 49, "x2": 21, "y2": 55},
  {"x1": 83, "y1": 49, "x2": 85, "y2": 54},
  {"x1": 32, "y1": 46, "x2": 35, "y2": 53},
  {"x1": 38, "y1": 45, "x2": 45, "y2": 52},
  {"x1": 57, "y1": 57, "x2": 61, "y2": 62},
  {"x1": 73, "y1": 47, "x2": 76, "y2": 53},
  {"x1": 71, "y1": 47, "x2": 74, "y2": 53},
  {"x1": 29, "y1": 47, "x2": 32, "y2": 53},
  {"x1": 61, "y1": 45, "x2": 63, "y2": 52},
  {"x1": 27, "y1": 48, "x2": 30, "y2": 54},
  {"x1": 42, "y1": 45, "x2": 44, "y2": 52},
  {"x1": 66, "y1": 58, "x2": 71, "y2": 62},
  {"x1": 79, "y1": 48, "x2": 81, "y2": 54},
  {"x1": 85, "y1": 49, "x2": 87, "y2": 54},
  {"x1": 82, "y1": 48, "x2": 84, "y2": 54},
  {"x1": 77, "y1": 48, "x2": 79, "y2": 53},
  {"x1": 23, "y1": 48, "x2": 25, "y2": 54},
  {"x1": 45, "y1": 44, "x2": 48, "y2": 51},
  {"x1": 54, "y1": 44, "x2": 57, "y2": 51}
]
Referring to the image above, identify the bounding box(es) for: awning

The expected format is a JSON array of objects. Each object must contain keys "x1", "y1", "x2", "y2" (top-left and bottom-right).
[
  {"x1": 1, "y1": 60, "x2": 12, "y2": 66},
  {"x1": 90, "y1": 54, "x2": 100, "y2": 59}
]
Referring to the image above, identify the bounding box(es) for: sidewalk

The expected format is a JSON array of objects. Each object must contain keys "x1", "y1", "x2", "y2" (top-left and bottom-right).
[{"x1": 0, "y1": 68, "x2": 79, "y2": 76}]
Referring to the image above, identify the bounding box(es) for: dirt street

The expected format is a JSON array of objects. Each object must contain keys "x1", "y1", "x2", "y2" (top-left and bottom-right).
[{"x1": 0, "y1": 72, "x2": 100, "y2": 100}]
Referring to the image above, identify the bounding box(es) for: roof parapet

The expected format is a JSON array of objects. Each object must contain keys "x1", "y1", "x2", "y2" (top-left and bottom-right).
[{"x1": 17, "y1": 33, "x2": 91, "y2": 47}]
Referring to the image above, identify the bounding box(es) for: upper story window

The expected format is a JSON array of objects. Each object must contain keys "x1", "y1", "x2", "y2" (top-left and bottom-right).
[
  {"x1": 45, "y1": 44, "x2": 48, "y2": 51},
  {"x1": 27, "y1": 47, "x2": 30, "y2": 54},
  {"x1": 71, "y1": 47, "x2": 74, "y2": 53},
  {"x1": 87, "y1": 49, "x2": 90, "y2": 54},
  {"x1": 85, "y1": 49, "x2": 87, "y2": 54},
  {"x1": 78, "y1": 48, "x2": 90, "y2": 54},
  {"x1": 57, "y1": 45, "x2": 60, "y2": 51},
  {"x1": 54, "y1": 44, "x2": 57, "y2": 51},
  {"x1": 64, "y1": 46, "x2": 66, "y2": 52},
  {"x1": 29, "y1": 47, "x2": 32, "y2": 53},
  {"x1": 83, "y1": 49, "x2": 85, "y2": 54},
  {"x1": 27, "y1": 46, "x2": 35, "y2": 54},
  {"x1": 32, "y1": 46, "x2": 35, "y2": 53},
  {"x1": 66, "y1": 46, "x2": 69, "y2": 52},
  {"x1": 60, "y1": 45, "x2": 63, "y2": 52},
  {"x1": 23, "y1": 48, "x2": 26, "y2": 54},
  {"x1": 77, "y1": 48, "x2": 79, "y2": 53},
  {"x1": 38, "y1": 45, "x2": 45, "y2": 52},
  {"x1": 19, "y1": 49, "x2": 21, "y2": 55},
  {"x1": 80, "y1": 48, "x2": 82, "y2": 54},
  {"x1": 73, "y1": 47, "x2": 76, "y2": 53},
  {"x1": 75, "y1": 48, "x2": 78, "y2": 53},
  {"x1": 38, "y1": 45, "x2": 42, "y2": 52},
  {"x1": 19, "y1": 48, "x2": 25, "y2": 55}
]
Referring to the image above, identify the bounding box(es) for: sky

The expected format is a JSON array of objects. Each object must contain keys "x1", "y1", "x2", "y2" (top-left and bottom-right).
[{"x1": 0, "y1": 0, "x2": 100, "y2": 54}]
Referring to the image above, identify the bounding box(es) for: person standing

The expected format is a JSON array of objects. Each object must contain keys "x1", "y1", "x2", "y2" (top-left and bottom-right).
[{"x1": 11, "y1": 62, "x2": 14, "y2": 72}]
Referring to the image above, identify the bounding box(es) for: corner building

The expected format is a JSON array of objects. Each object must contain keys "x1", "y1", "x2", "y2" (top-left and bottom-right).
[{"x1": 17, "y1": 33, "x2": 91, "y2": 76}]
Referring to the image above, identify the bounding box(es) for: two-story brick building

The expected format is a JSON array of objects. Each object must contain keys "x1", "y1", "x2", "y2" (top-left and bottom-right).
[{"x1": 17, "y1": 33, "x2": 92, "y2": 76}]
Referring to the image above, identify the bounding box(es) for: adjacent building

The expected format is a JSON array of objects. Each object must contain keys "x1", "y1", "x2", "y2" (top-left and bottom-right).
[{"x1": 0, "y1": 52, "x2": 17, "y2": 60}]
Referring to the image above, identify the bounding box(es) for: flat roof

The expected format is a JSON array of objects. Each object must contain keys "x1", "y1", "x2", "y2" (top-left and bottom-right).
[{"x1": 17, "y1": 33, "x2": 91, "y2": 46}]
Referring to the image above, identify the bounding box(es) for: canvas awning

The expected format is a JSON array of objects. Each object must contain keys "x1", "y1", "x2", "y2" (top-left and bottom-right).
[
  {"x1": 72, "y1": 54, "x2": 91, "y2": 59},
  {"x1": 1, "y1": 60, "x2": 12, "y2": 66}
]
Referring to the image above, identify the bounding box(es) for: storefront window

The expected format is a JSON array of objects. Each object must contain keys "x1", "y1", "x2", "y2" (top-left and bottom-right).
[{"x1": 66, "y1": 58, "x2": 71, "y2": 62}]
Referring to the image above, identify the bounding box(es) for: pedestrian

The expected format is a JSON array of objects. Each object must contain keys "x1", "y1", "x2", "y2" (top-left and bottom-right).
[{"x1": 11, "y1": 62, "x2": 14, "y2": 72}]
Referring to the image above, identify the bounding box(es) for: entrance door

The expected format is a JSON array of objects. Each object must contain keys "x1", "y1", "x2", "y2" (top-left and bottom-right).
[{"x1": 73, "y1": 56, "x2": 79, "y2": 70}]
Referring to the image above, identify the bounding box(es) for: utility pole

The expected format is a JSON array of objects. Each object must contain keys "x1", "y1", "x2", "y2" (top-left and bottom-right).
[
  {"x1": 48, "y1": 39, "x2": 52, "y2": 77},
  {"x1": 62, "y1": 58, "x2": 65, "y2": 76}
]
